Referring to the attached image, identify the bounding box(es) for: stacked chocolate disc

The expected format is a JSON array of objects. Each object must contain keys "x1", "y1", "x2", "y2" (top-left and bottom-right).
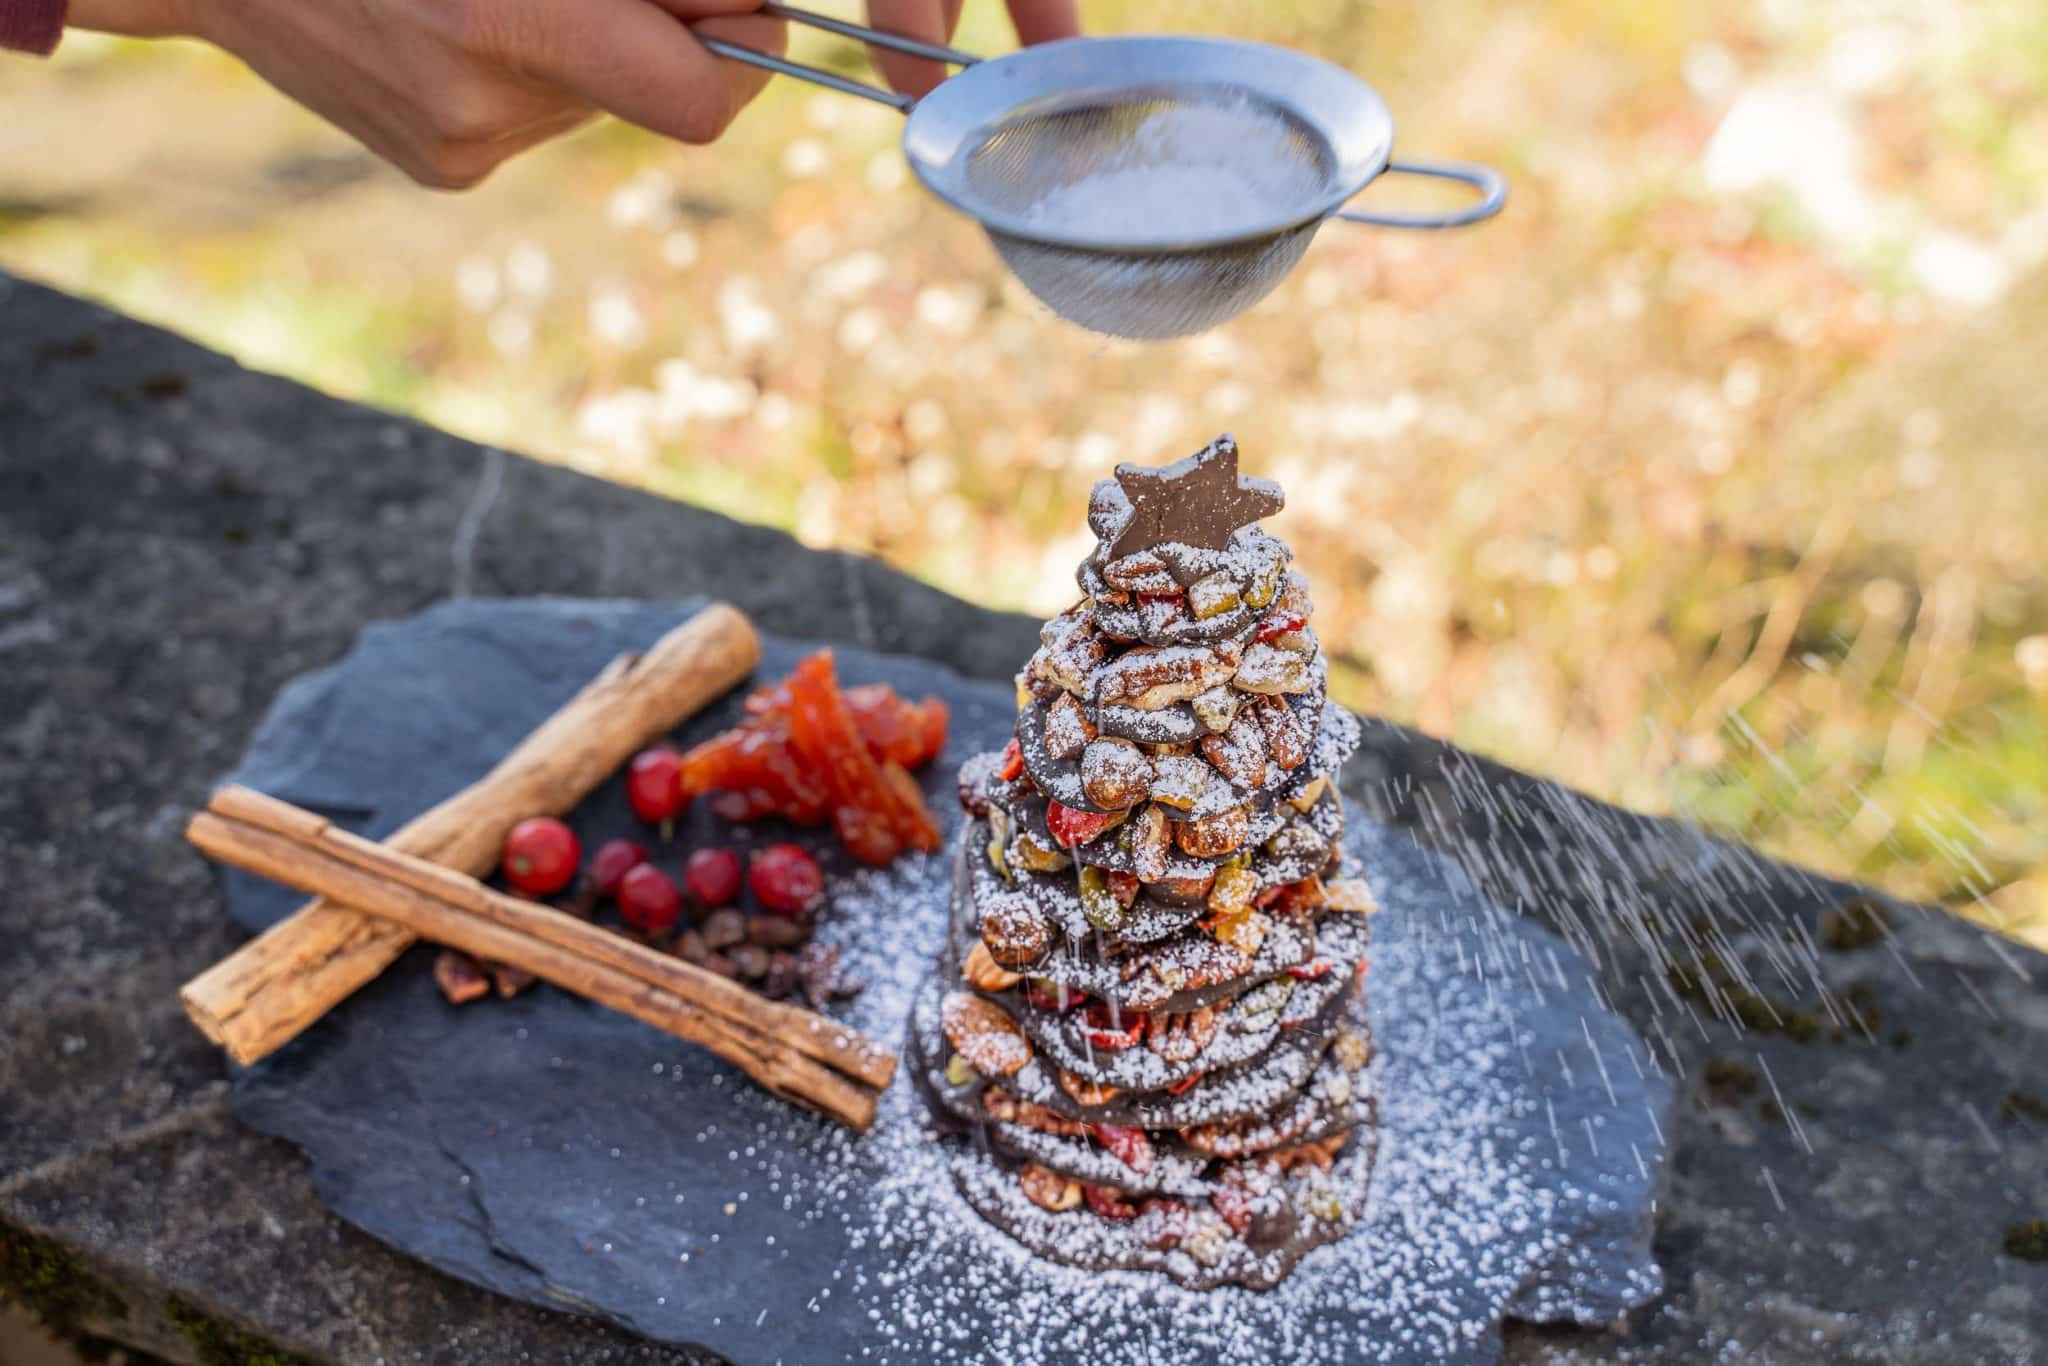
[{"x1": 909, "y1": 436, "x2": 1381, "y2": 1290}]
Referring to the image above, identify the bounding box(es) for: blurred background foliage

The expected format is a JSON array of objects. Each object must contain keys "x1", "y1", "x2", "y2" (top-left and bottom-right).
[{"x1": 2, "y1": 0, "x2": 2044, "y2": 943}]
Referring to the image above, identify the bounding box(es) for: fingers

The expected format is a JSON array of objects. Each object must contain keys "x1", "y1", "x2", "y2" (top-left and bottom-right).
[
  {"x1": 1006, "y1": 0, "x2": 1078, "y2": 45},
  {"x1": 511, "y1": 0, "x2": 787, "y2": 145},
  {"x1": 863, "y1": 0, "x2": 961, "y2": 99}
]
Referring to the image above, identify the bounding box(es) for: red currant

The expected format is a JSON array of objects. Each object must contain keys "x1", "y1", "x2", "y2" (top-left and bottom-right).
[
  {"x1": 502, "y1": 817, "x2": 580, "y2": 896},
  {"x1": 684, "y1": 847, "x2": 743, "y2": 909},
  {"x1": 749, "y1": 843, "x2": 823, "y2": 917},
  {"x1": 627, "y1": 747, "x2": 686, "y2": 828},
  {"x1": 617, "y1": 864, "x2": 681, "y2": 933},
  {"x1": 588, "y1": 838, "x2": 647, "y2": 897}
]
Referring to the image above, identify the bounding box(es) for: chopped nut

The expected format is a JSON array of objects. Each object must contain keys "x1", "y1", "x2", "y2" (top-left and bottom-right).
[
  {"x1": 1199, "y1": 709, "x2": 1269, "y2": 788},
  {"x1": 1176, "y1": 805, "x2": 1250, "y2": 859},
  {"x1": 1079, "y1": 737, "x2": 1153, "y2": 810},
  {"x1": 1127, "y1": 804, "x2": 1172, "y2": 882},
  {"x1": 433, "y1": 950, "x2": 490, "y2": 1005},
  {"x1": 1258, "y1": 696, "x2": 1310, "y2": 771},
  {"x1": 1333, "y1": 1030, "x2": 1373, "y2": 1071},
  {"x1": 985, "y1": 1087, "x2": 1091, "y2": 1136},
  {"x1": 1152, "y1": 870, "x2": 1217, "y2": 901},
  {"x1": 700, "y1": 951, "x2": 740, "y2": 980},
  {"x1": 1031, "y1": 608, "x2": 1102, "y2": 695},
  {"x1": 1268, "y1": 573, "x2": 1312, "y2": 621},
  {"x1": 942, "y1": 991, "x2": 1033, "y2": 1076},
  {"x1": 1094, "y1": 643, "x2": 1241, "y2": 711},
  {"x1": 1241, "y1": 551, "x2": 1286, "y2": 608},
  {"x1": 963, "y1": 940, "x2": 1025, "y2": 992},
  {"x1": 1019, "y1": 1162, "x2": 1084, "y2": 1212},
  {"x1": 747, "y1": 914, "x2": 809, "y2": 948},
  {"x1": 1149, "y1": 754, "x2": 1211, "y2": 810},
  {"x1": 727, "y1": 943, "x2": 770, "y2": 979},
  {"x1": 1148, "y1": 1007, "x2": 1219, "y2": 1063},
  {"x1": 1043, "y1": 692, "x2": 1097, "y2": 760},
  {"x1": 1059, "y1": 1069, "x2": 1121, "y2": 1107},
  {"x1": 980, "y1": 899, "x2": 1051, "y2": 968},
  {"x1": 1190, "y1": 685, "x2": 1240, "y2": 734},
  {"x1": 700, "y1": 908, "x2": 746, "y2": 951},
  {"x1": 1263, "y1": 824, "x2": 1327, "y2": 862},
  {"x1": 489, "y1": 963, "x2": 537, "y2": 998},
  {"x1": 1234, "y1": 642, "x2": 1311, "y2": 695},
  {"x1": 1273, "y1": 1131, "x2": 1349, "y2": 1174},
  {"x1": 944, "y1": 1052, "x2": 977, "y2": 1087},
  {"x1": 1322, "y1": 878, "x2": 1379, "y2": 915},
  {"x1": 1268, "y1": 627, "x2": 1316, "y2": 655},
  {"x1": 1286, "y1": 774, "x2": 1329, "y2": 811},
  {"x1": 1186, "y1": 571, "x2": 1241, "y2": 620}
]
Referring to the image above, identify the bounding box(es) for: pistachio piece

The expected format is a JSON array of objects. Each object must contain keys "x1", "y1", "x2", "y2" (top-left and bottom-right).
[
  {"x1": 1078, "y1": 864, "x2": 1129, "y2": 931},
  {"x1": 1186, "y1": 571, "x2": 1241, "y2": 621},
  {"x1": 941, "y1": 991, "x2": 1033, "y2": 1077},
  {"x1": 944, "y1": 1052, "x2": 977, "y2": 1087},
  {"x1": 1011, "y1": 831, "x2": 1073, "y2": 874},
  {"x1": 1080, "y1": 736, "x2": 1153, "y2": 810},
  {"x1": 1241, "y1": 554, "x2": 1285, "y2": 609}
]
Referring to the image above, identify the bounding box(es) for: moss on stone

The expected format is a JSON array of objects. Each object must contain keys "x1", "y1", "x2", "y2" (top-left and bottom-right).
[
  {"x1": 2001, "y1": 1090, "x2": 2048, "y2": 1123},
  {"x1": 0, "y1": 1223, "x2": 126, "y2": 1343},
  {"x1": 2003, "y1": 1220, "x2": 2048, "y2": 1262},
  {"x1": 1702, "y1": 1056, "x2": 1760, "y2": 1104},
  {"x1": 165, "y1": 1297, "x2": 314, "y2": 1366},
  {"x1": 1818, "y1": 900, "x2": 1891, "y2": 951}
]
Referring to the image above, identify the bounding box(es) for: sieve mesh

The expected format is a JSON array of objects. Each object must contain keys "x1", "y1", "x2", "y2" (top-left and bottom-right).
[{"x1": 958, "y1": 90, "x2": 1340, "y2": 338}]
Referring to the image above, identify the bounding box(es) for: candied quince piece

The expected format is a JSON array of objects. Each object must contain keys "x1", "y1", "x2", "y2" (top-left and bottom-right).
[
  {"x1": 1186, "y1": 571, "x2": 1242, "y2": 620},
  {"x1": 1043, "y1": 691, "x2": 1097, "y2": 760},
  {"x1": 1149, "y1": 754, "x2": 1211, "y2": 810},
  {"x1": 941, "y1": 991, "x2": 1032, "y2": 1076},
  {"x1": 1285, "y1": 773, "x2": 1328, "y2": 811},
  {"x1": 1198, "y1": 709, "x2": 1268, "y2": 788},
  {"x1": 1094, "y1": 643, "x2": 1241, "y2": 711},
  {"x1": 1233, "y1": 642, "x2": 1311, "y2": 695},
  {"x1": 842, "y1": 682, "x2": 949, "y2": 768},
  {"x1": 1077, "y1": 864, "x2": 1130, "y2": 932},
  {"x1": 986, "y1": 1088, "x2": 1091, "y2": 1136},
  {"x1": 1205, "y1": 862, "x2": 1257, "y2": 916},
  {"x1": 785, "y1": 652, "x2": 903, "y2": 865},
  {"x1": 1322, "y1": 877, "x2": 1380, "y2": 915},
  {"x1": 1127, "y1": 803, "x2": 1172, "y2": 882},
  {"x1": 1190, "y1": 684, "x2": 1240, "y2": 734},
  {"x1": 1010, "y1": 831, "x2": 1073, "y2": 874},
  {"x1": 1079, "y1": 737, "x2": 1153, "y2": 810},
  {"x1": 1176, "y1": 804, "x2": 1250, "y2": 859},
  {"x1": 1093, "y1": 1124, "x2": 1155, "y2": 1175},
  {"x1": 1019, "y1": 1162, "x2": 1083, "y2": 1212}
]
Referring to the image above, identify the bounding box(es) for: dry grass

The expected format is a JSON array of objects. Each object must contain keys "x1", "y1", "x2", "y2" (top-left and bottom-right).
[{"x1": 2, "y1": 0, "x2": 2043, "y2": 933}]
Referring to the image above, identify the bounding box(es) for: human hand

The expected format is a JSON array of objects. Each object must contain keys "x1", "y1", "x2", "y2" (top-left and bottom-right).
[
  {"x1": 863, "y1": 0, "x2": 1078, "y2": 97},
  {"x1": 68, "y1": 0, "x2": 787, "y2": 188}
]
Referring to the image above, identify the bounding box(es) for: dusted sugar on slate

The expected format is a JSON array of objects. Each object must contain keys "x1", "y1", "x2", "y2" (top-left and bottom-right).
[{"x1": 917, "y1": 434, "x2": 1380, "y2": 1288}]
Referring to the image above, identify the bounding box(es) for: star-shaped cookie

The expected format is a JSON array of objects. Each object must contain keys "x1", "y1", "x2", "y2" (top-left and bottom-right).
[{"x1": 1091, "y1": 435, "x2": 1285, "y2": 560}]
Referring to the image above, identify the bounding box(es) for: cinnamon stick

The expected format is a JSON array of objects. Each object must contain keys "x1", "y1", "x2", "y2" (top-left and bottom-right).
[
  {"x1": 181, "y1": 604, "x2": 760, "y2": 1065},
  {"x1": 187, "y1": 798, "x2": 884, "y2": 1130}
]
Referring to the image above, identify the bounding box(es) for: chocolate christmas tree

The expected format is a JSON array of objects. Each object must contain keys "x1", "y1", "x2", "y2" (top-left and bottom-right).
[{"x1": 909, "y1": 435, "x2": 1381, "y2": 1289}]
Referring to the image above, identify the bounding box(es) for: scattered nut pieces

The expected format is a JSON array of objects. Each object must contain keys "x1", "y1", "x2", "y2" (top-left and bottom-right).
[
  {"x1": 1272, "y1": 1131, "x2": 1349, "y2": 1174},
  {"x1": 980, "y1": 899, "x2": 1052, "y2": 968},
  {"x1": 1080, "y1": 737, "x2": 1153, "y2": 810},
  {"x1": 1322, "y1": 878, "x2": 1379, "y2": 915},
  {"x1": 1333, "y1": 1030, "x2": 1373, "y2": 1071},
  {"x1": 1019, "y1": 1162, "x2": 1085, "y2": 1212},
  {"x1": 963, "y1": 940, "x2": 1024, "y2": 992},
  {"x1": 942, "y1": 991, "x2": 1034, "y2": 1076},
  {"x1": 746, "y1": 914, "x2": 808, "y2": 948},
  {"x1": 1031, "y1": 609, "x2": 1103, "y2": 695},
  {"x1": 727, "y1": 943, "x2": 770, "y2": 979},
  {"x1": 1043, "y1": 692, "x2": 1097, "y2": 760}
]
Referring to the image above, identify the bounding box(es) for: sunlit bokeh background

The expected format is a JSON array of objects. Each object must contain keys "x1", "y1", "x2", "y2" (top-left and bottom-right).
[{"x1": 4, "y1": 0, "x2": 2044, "y2": 944}]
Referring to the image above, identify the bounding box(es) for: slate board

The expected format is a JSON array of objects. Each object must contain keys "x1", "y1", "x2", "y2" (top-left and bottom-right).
[{"x1": 219, "y1": 598, "x2": 1674, "y2": 1364}]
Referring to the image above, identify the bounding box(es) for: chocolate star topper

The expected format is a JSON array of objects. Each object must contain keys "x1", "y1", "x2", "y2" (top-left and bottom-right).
[{"x1": 1088, "y1": 434, "x2": 1285, "y2": 560}]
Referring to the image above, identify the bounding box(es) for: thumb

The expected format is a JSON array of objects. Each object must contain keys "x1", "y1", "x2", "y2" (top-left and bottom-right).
[{"x1": 524, "y1": 0, "x2": 787, "y2": 145}]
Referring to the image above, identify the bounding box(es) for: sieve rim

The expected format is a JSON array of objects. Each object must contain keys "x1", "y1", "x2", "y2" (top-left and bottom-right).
[{"x1": 901, "y1": 35, "x2": 1398, "y2": 256}]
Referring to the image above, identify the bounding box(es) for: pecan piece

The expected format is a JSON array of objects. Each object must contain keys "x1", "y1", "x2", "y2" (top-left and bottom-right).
[
  {"x1": 985, "y1": 1086, "x2": 1091, "y2": 1136},
  {"x1": 1030, "y1": 608, "x2": 1102, "y2": 695},
  {"x1": 1019, "y1": 1162, "x2": 1083, "y2": 1212},
  {"x1": 1094, "y1": 643, "x2": 1241, "y2": 711},
  {"x1": 1199, "y1": 708, "x2": 1268, "y2": 788},
  {"x1": 1127, "y1": 803, "x2": 1172, "y2": 882},
  {"x1": 1080, "y1": 737, "x2": 1152, "y2": 810},
  {"x1": 1175, "y1": 805, "x2": 1250, "y2": 859},
  {"x1": 963, "y1": 940, "x2": 1024, "y2": 992},
  {"x1": 1043, "y1": 691, "x2": 1097, "y2": 760},
  {"x1": 942, "y1": 991, "x2": 1032, "y2": 1077},
  {"x1": 1148, "y1": 1007, "x2": 1219, "y2": 1063},
  {"x1": 1101, "y1": 551, "x2": 1179, "y2": 595},
  {"x1": 1190, "y1": 684, "x2": 1240, "y2": 734},
  {"x1": 1059, "y1": 1069, "x2": 1121, "y2": 1107},
  {"x1": 1272, "y1": 1131, "x2": 1350, "y2": 1174},
  {"x1": 1148, "y1": 753, "x2": 1211, "y2": 810},
  {"x1": 980, "y1": 898, "x2": 1051, "y2": 969}
]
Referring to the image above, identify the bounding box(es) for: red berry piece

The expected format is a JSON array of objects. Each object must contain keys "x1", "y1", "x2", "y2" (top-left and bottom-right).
[
  {"x1": 1082, "y1": 1184, "x2": 1139, "y2": 1220},
  {"x1": 1289, "y1": 959, "x2": 1335, "y2": 980},
  {"x1": 627, "y1": 747, "x2": 687, "y2": 830},
  {"x1": 750, "y1": 843, "x2": 824, "y2": 916},
  {"x1": 617, "y1": 864, "x2": 681, "y2": 933},
  {"x1": 684, "y1": 847, "x2": 743, "y2": 909},
  {"x1": 1080, "y1": 1003, "x2": 1147, "y2": 1051},
  {"x1": 588, "y1": 838, "x2": 647, "y2": 896},
  {"x1": 1045, "y1": 801, "x2": 1120, "y2": 849},
  {"x1": 502, "y1": 817, "x2": 580, "y2": 896},
  {"x1": 1093, "y1": 1123, "x2": 1154, "y2": 1174}
]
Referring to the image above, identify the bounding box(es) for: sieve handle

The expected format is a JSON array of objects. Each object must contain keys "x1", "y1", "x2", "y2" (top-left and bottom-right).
[
  {"x1": 1335, "y1": 158, "x2": 1507, "y2": 230},
  {"x1": 698, "y1": 2, "x2": 980, "y2": 114}
]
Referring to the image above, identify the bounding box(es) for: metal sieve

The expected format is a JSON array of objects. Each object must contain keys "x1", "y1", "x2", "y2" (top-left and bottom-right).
[{"x1": 704, "y1": 6, "x2": 1505, "y2": 339}]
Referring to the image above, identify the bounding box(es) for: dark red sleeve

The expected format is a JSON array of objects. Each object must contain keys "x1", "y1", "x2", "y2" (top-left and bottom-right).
[{"x1": 0, "y1": 0, "x2": 66, "y2": 54}]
